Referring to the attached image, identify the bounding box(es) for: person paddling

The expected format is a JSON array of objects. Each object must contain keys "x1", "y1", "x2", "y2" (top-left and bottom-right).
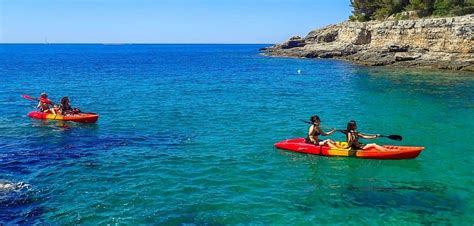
[
  {"x1": 305, "y1": 115, "x2": 338, "y2": 148},
  {"x1": 37, "y1": 92, "x2": 56, "y2": 115},
  {"x1": 345, "y1": 120, "x2": 386, "y2": 151}
]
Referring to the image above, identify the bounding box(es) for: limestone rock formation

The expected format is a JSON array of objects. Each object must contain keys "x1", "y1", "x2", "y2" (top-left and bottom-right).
[{"x1": 261, "y1": 14, "x2": 474, "y2": 71}]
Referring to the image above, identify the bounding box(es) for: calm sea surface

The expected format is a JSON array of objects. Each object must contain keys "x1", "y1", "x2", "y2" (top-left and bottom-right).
[{"x1": 0, "y1": 44, "x2": 473, "y2": 224}]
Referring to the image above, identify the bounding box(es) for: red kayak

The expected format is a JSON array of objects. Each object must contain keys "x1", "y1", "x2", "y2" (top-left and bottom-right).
[
  {"x1": 275, "y1": 138, "x2": 424, "y2": 160},
  {"x1": 28, "y1": 111, "x2": 99, "y2": 123}
]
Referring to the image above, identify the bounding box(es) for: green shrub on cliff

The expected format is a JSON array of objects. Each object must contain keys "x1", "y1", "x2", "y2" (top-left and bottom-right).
[
  {"x1": 372, "y1": 0, "x2": 410, "y2": 20},
  {"x1": 349, "y1": 0, "x2": 473, "y2": 21},
  {"x1": 449, "y1": 5, "x2": 474, "y2": 15},
  {"x1": 349, "y1": 0, "x2": 379, "y2": 21},
  {"x1": 433, "y1": 0, "x2": 474, "y2": 16}
]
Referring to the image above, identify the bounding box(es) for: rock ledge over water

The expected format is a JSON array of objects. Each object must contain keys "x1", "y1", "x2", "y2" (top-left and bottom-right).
[{"x1": 261, "y1": 14, "x2": 474, "y2": 72}]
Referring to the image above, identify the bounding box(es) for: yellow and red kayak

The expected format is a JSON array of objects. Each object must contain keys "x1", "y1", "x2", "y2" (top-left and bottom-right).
[
  {"x1": 274, "y1": 138, "x2": 424, "y2": 160},
  {"x1": 27, "y1": 111, "x2": 99, "y2": 123}
]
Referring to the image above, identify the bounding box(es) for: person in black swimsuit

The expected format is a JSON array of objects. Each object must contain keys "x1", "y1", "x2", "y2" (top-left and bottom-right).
[
  {"x1": 59, "y1": 96, "x2": 81, "y2": 115},
  {"x1": 306, "y1": 115, "x2": 338, "y2": 148},
  {"x1": 346, "y1": 120, "x2": 386, "y2": 151}
]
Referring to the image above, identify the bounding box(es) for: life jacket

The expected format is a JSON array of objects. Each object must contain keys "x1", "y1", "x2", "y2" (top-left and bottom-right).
[{"x1": 39, "y1": 97, "x2": 52, "y2": 104}]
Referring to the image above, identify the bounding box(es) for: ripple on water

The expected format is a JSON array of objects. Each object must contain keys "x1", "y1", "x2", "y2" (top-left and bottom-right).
[{"x1": 1, "y1": 45, "x2": 473, "y2": 224}]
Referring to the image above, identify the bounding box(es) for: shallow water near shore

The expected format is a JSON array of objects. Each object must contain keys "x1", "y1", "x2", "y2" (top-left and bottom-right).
[{"x1": 0, "y1": 44, "x2": 473, "y2": 224}]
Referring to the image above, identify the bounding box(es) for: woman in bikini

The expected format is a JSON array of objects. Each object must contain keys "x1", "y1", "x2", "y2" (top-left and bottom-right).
[
  {"x1": 345, "y1": 120, "x2": 386, "y2": 151},
  {"x1": 306, "y1": 115, "x2": 338, "y2": 148}
]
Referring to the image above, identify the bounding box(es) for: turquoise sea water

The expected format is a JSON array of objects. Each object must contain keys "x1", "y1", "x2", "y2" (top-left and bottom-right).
[{"x1": 0, "y1": 44, "x2": 473, "y2": 224}]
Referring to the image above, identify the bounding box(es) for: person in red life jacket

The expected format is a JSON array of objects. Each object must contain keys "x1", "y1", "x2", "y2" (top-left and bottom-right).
[
  {"x1": 345, "y1": 120, "x2": 386, "y2": 151},
  {"x1": 37, "y1": 92, "x2": 56, "y2": 115}
]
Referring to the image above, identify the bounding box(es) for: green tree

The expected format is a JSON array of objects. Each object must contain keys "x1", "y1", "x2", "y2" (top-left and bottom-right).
[
  {"x1": 406, "y1": 0, "x2": 435, "y2": 16},
  {"x1": 433, "y1": 0, "x2": 472, "y2": 15},
  {"x1": 406, "y1": 0, "x2": 426, "y2": 10},
  {"x1": 350, "y1": 0, "x2": 411, "y2": 20},
  {"x1": 349, "y1": 0, "x2": 472, "y2": 21},
  {"x1": 372, "y1": 0, "x2": 395, "y2": 20},
  {"x1": 350, "y1": 0, "x2": 381, "y2": 21},
  {"x1": 393, "y1": 0, "x2": 412, "y2": 12}
]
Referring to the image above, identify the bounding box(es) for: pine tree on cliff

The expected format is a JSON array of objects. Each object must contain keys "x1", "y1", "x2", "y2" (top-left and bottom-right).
[
  {"x1": 433, "y1": 0, "x2": 474, "y2": 16},
  {"x1": 349, "y1": 0, "x2": 473, "y2": 21}
]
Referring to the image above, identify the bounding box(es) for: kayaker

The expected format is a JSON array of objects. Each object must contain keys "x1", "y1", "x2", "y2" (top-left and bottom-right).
[
  {"x1": 59, "y1": 96, "x2": 80, "y2": 115},
  {"x1": 37, "y1": 92, "x2": 56, "y2": 115},
  {"x1": 305, "y1": 115, "x2": 338, "y2": 148},
  {"x1": 345, "y1": 120, "x2": 386, "y2": 151}
]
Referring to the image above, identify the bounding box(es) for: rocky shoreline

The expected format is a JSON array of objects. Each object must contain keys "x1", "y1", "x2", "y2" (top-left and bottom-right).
[{"x1": 261, "y1": 14, "x2": 474, "y2": 72}]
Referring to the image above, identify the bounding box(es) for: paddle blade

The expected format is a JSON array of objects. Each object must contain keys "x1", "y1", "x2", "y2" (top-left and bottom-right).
[
  {"x1": 386, "y1": 135, "x2": 403, "y2": 141},
  {"x1": 22, "y1": 94, "x2": 53, "y2": 104},
  {"x1": 21, "y1": 94, "x2": 36, "y2": 101},
  {"x1": 300, "y1": 119, "x2": 312, "y2": 124}
]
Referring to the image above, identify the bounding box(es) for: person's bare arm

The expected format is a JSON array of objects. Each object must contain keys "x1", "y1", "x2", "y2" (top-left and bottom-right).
[
  {"x1": 321, "y1": 128, "x2": 336, "y2": 136},
  {"x1": 358, "y1": 133, "x2": 379, "y2": 139}
]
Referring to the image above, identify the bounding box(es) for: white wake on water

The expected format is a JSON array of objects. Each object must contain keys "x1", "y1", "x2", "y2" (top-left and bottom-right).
[{"x1": 0, "y1": 180, "x2": 31, "y2": 193}]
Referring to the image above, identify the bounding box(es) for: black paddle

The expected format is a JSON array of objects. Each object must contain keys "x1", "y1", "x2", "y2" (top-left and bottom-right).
[
  {"x1": 381, "y1": 134, "x2": 403, "y2": 141},
  {"x1": 300, "y1": 119, "x2": 312, "y2": 124},
  {"x1": 337, "y1": 130, "x2": 403, "y2": 141}
]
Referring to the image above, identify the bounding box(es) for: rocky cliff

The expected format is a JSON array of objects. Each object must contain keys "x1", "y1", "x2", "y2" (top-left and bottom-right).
[{"x1": 261, "y1": 14, "x2": 474, "y2": 71}]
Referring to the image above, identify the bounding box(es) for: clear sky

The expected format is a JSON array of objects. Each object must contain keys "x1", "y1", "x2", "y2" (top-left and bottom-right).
[{"x1": 0, "y1": 0, "x2": 352, "y2": 44}]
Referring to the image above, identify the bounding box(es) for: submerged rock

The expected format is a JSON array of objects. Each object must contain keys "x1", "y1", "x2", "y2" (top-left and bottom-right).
[{"x1": 261, "y1": 14, "x2": 474, "y2": 72}]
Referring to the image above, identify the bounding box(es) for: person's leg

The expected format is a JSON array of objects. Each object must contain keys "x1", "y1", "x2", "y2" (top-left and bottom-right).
[
  {"x1": 375, "y1": 144, "x2": 386, "y2": 151},
  {"x1": 326, "y1": 140, "x2": 340, "y2": 149},
  {"x1": 319, "y1": 139, "x2": 339, "y2": 148},
  {"x1": 364, "y1": 143, "x2": 386, "y2": 151}
]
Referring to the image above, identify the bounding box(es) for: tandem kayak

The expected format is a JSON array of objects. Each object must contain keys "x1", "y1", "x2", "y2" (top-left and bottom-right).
[
  {"x1": 27, "y1": 111, "x2": 99, "y2": 123},
  {"x1": 274, "y1": 138, "x2": 424, "y2": 160}
]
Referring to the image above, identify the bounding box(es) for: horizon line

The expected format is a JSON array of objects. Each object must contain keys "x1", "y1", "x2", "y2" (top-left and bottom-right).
[{"x1": 0, "y1": 42, "x2": 274, "y2": 45}]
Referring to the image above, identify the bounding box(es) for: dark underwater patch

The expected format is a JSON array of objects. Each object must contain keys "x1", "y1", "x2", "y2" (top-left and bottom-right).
[
  {"x1": 1, "y1": 127, "x2": 194, "y2": 223},
  {"x1": 343, "y1": 181, "x2": 464, "y2": 215}
]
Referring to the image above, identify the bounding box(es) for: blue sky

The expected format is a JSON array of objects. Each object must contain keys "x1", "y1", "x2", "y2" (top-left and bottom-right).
[{"x1": 0, "y1": 0, "x2": 351, "y2": 43}]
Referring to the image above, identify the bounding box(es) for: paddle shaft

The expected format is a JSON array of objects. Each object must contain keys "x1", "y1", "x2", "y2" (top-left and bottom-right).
[
  {"x1": 22, "y1": 94, "x2": 54, "y2": 105},
  {"x1": 337, "y1": 130, "x2": 402, "y2": 141}
]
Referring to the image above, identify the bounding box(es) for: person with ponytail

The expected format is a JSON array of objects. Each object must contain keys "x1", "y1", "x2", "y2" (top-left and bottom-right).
[
  {"x1": 305, "y1": 115, "x2": 338, "y2": 148},
  {"x1": 345, "y1": 120, "x2": 386, "y2": 151}
]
